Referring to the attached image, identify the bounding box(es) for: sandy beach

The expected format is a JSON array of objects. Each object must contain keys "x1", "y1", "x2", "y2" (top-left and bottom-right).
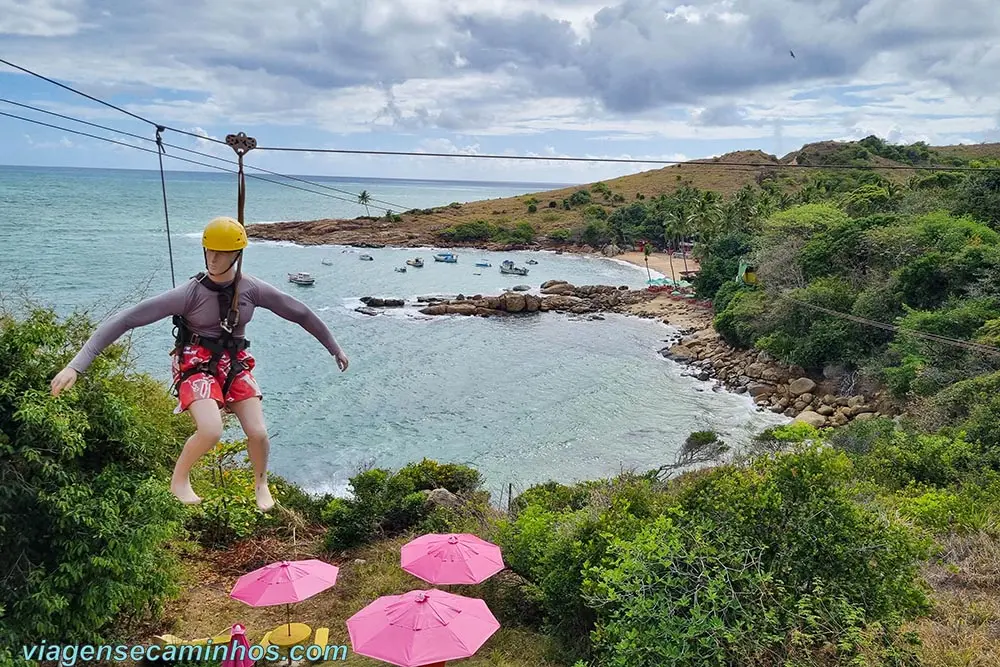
[{"x1": 615, "y1": 250, "x2": 701, "y2": 280}]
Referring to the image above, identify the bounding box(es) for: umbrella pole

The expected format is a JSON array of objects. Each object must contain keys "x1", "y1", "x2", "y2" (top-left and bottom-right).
[{"x1": 286, "y1": 603, "x2": 291, "y2": 634}]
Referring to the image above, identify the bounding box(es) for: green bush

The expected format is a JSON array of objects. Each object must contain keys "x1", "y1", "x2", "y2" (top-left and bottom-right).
[
  {"x1": 567, "y1": 190, "x2": 592, "y2": 207},
  {"x1": 0, "y1": 307, "x2": 187, "y2": 650},
  {"x1": 321, "y1": 459, "x2": 481, "y2": 551},
  {"x1": 848, "y1": 427, "x2": 981, "y2": 490},
  {"x1": 439, "y1": 220, "x2": 495, "y2": 241},
  {"x1": 592, "y1": 444, "x2": 933, "y2": 666},
  {"x1": 713, "y1": 289, "x2": 767, "y2": 348},
  {"x1": 883, "y1": 297, "x2": 1000, "y2": 396},
  {"x1": 886, "y1": 482, "x2": 1000, "y2": 536},
  {"x1": 928, "y1": 370, "x2": 1000, "y2": 451},
  {"x1": 510, "y1": 481, "x2": 592, "y2": 515},
  {"x1": 495, "y1": 475, "x2": 664, "y2": 651},
  {"x1": 953, "y1": 170, "x2": 1000, "y2": 229},
  {"x1": 547, "y1": 228, "x2": 571, "y2": 243},
  {"x1": 692, "y1": 233, "x2": 753, "y2": 300},
  {"x1": 572, "y1": 220, "x2": 611, "y2": 248}
]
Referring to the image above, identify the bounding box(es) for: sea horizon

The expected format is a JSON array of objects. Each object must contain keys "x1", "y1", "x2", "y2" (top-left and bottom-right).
[{"x1": 0, "y1": 162, "x2": 581, "y2": 190}]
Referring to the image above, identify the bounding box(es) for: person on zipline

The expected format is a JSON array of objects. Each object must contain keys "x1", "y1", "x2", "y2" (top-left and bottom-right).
[{"x1": 49, "y1": 216, "x2": 349, "y2": 511}]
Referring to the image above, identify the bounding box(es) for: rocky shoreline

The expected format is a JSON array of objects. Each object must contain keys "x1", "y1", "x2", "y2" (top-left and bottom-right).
[
  {"x1": 355, "y1": 280, "x2": 901, "y2": 429},
  {"x1": 244, "y1": 219, "x2": 608, "y2": 254}
]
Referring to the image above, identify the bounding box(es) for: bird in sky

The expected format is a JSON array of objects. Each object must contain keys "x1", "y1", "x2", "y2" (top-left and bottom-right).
[{"x1": 790, "y1": 50, "x2": 796, "y2": 58}]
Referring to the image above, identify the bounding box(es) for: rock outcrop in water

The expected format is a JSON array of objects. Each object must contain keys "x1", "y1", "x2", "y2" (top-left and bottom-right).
[{"x1": 415, "y1": 280, "x2": 647, "y2": 317}]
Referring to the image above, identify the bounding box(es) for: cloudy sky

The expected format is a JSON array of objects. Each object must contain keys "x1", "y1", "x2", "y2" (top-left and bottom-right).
[{"x1": 2, "y1": 0, "x2": 999, "y2": 183}]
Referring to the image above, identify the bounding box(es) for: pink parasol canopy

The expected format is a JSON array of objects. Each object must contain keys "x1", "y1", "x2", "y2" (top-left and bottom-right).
[
  {"x1": 220, "y1": 624, "x2": 254, "y2": 667},
  {"x1": 347, "y1": 588, "x2": 500, "y2": 667},
  {"x1": 400, "y1": 533, "x2": 504, "y2": 585},
  {"x1": 230, "y1": 559, "x2": 339, "y2": 606},
  {"x1": 229, "y1": 559, "x2": 340, "y2": 632}
]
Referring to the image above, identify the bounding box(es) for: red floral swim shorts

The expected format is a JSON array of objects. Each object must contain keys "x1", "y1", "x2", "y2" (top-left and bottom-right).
[{"x1": 171, "y1": 343, "x2": 262, "y2": 414}]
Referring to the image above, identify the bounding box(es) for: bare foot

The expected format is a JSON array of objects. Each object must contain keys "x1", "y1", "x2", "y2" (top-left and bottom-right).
[
  {"x1": 255, "y1": 483, "x2": 275, "y2": 512},
  {"x1": 170, "y1": 477, "x2": 202, "y2": 505}
]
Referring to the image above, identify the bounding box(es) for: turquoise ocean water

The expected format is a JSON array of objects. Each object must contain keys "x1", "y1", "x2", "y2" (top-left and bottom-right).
[{"x1": 0, "y1": 166, "x2": 785, "y2": 498}]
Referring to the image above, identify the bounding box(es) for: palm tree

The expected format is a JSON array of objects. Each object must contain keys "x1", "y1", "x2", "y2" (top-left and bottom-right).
[
  {"x1": 663, "y1": 212, "x2": 685, "y2": 286},
  {"x1": 643, "y1": 241, "x2": 652, "y2": 284},
  {"x1": 358, "y1": 190, "x2": 371, "y2": 217}
]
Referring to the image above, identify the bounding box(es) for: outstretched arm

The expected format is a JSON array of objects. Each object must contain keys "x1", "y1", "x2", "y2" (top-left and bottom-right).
[
  {"x1": 67, "y1": 284, "x2": 190, "y2": 374},
  {"x1": 255, "y1": 281, "x2": 345, "y2": 358}
]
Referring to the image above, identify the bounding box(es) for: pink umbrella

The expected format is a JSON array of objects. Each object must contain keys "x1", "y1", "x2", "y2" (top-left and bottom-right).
[
  {"x1": 229, "y1": 559, "x2": 339, "y2": 633},
  {"x1": 220, "y1": 624, "x2": 254, "y2": 667},
  {"x1": 347, "y1": 589, "x2": 500, "y2": 667},
  {"x1": 400, "y1": 533, "x2": 505, "y2": 585}
]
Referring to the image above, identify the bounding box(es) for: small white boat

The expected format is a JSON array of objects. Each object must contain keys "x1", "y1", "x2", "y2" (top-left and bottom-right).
[
  {"x1": 360, "y1": 254, "x2": 374, "y2": 261},
  {"x1": 434, "y1": 252, "x2": 458, "y2": 263},
  {"x1": 321, "y1": 258, "x2": 334, "y2": 266},
  {"x1": 526, "y1": 259, "x2": 538, "y2": 265},
  {"x1": 475, "y1": 260, "x2": 491, "y2": 267},
  {"x1": 500, "y1": 260, "x2": 529, "y2": 276},
  {"x1": 406, "y1": 257, "x2": 424, "y2": 267},
  {"x1": 288, "y1": 272, "x2": 315, "y2": 285},
  {"x1": 395, "y1": 266, "x2": 407, "y2": 273}
]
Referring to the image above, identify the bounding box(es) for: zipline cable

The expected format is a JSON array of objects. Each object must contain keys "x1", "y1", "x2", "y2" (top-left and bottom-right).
[
  {"x1": 0, "y1": 58, "x2": 228, "y2": 146},
  {"x1": 253, "y1": 145, "x2": 1000, "y2": 172},
  {"x1": 154, "y1": 125, "x2": 176, "y2": 288},
  {"x1": 0, "y1": 111, "x2": 369, "y2": 206},
  {"x1": 3, "y1": 58, "x2": 998, "y2": 173},
  {"x1": 0, "y1": 98, "x2": 453, "y2": 223}
]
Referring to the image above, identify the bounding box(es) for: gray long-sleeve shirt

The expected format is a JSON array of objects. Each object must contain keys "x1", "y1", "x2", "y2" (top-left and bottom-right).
[{"x1": 68, "y1": 273, "x2": 343, "y2": 374}]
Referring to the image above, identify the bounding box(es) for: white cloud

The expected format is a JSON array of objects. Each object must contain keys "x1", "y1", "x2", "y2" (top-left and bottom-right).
[
  {"x1": 3, "y1": 0, "x2": 999, "y2": 180},
  {"x1": 0, "y1": 0, "x2": 87, "y2": 37}
]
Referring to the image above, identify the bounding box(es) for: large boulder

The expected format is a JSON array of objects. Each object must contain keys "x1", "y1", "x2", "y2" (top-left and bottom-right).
[
  {"x1": 361, "y1": 296, "x2": 405, "y2": 308},
  {"x1": 540, "y1": 295, "x2": 583, "y2": 311},
  {"x1": 422, "y1": 488, "x2": 462, "y2": 509},
  {"x1": 793, "y1": 410, "x2": 826, "y2": 428},
  {"x1": 446, "y1": 303, "x2": 478, "y2": 315},
  {"x1": 500, "y1": 292, "x2": 526, "y2": 313},
  {"x1": 788, "y1": 377, "x2": 817, "y2": 396},
  {"x1": 602, "y1": 243, "x2": 624, "y2": 257},
  {"x1": 662, "y1": 344, "x2": 698, "y2": 362},
  {"x1": 541, "y1": 283, "x2": 577, "y2": 296}
]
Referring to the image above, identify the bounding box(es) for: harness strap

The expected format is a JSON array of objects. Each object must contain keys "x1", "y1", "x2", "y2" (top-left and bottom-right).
[{"x1": 169, "y1": 273, "x2": 251, "y2": 399}]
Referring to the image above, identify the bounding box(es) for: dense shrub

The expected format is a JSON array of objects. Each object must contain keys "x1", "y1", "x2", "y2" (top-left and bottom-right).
[
  {"x1": 713, "y1": 289, "x2": 767, "y2": 348},
  {"x1": 321, "y1": 458, "x2": 482, "y2": 551},
  {"x1": 0, "y1": 307, "x2": 188, "y2": 653},
  {"x1": 440, "y1": 220, "x2": 495, "y2": 241},
  {"x1": 583, "y1": 445, "x2": 931, "y2": 667},
  {"x1": 547, "y1": 228, "x2": 571, "y2": 243},
  {"x1": 495, "y1": 474, "x2": 665, "y2": 649}
]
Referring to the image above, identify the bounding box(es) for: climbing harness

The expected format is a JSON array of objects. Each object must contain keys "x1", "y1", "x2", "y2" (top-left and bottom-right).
[{"x1": 169, "y1": 272, "x2": 252, "y2": 399}]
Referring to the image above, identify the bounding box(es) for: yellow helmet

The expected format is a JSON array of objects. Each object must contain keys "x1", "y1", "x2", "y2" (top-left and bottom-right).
[{"x1": 202, "y1": 216, "x2": 248, "y2": 251}]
